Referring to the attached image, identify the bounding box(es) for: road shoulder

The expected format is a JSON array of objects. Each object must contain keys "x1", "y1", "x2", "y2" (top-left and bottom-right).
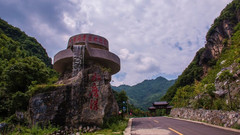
[{"x1": 124, "y1": 118, "x2": 132, "y2": 135}]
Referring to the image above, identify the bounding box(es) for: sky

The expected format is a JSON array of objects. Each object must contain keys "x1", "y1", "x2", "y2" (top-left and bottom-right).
[{"x1": 0, "y1": 0, "x2": 232, "y2": 86}]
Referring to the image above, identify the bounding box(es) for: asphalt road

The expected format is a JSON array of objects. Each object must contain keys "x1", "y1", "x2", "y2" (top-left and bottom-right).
[{"x1": 131, "y1": 117, "x2": 240, "y2": 135}]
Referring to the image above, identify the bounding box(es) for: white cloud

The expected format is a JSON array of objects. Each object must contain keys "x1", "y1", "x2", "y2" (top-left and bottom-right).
[
  {"x1": 63, "y1": 12, "x2": 76, "y2": 29},
  {"x1": 0, "y1": 0, "x2": 233, "y2": 86}
]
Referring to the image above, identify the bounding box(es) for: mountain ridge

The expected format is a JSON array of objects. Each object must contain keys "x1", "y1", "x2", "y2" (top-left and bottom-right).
[{"x1": 112, "y1": 76, "x2": 175, "y2": 110}]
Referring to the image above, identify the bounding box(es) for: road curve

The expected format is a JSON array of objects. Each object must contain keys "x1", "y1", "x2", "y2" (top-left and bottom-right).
[{"x1": 131, "y1": 117, "x2": 240, "y2": 135}]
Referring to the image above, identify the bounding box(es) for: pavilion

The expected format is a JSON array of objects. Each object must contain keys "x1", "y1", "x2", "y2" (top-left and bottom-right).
[{"x1": 148, "y1": 101, "x2": 172, "y2": 115}]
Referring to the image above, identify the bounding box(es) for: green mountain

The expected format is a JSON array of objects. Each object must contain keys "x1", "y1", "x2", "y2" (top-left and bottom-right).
[
  {"x1": 0, "y1": 18, "x2": 57, "y2": 118},
  {"x1": 0, "y1": 18, "x2": 52, "y2": 66},
  {"x1": 162, "y1": 0, "x2": 240, "y2": 111},
  {"x1": 112, "y1": 76, "x2": 175, "y2": 110}
]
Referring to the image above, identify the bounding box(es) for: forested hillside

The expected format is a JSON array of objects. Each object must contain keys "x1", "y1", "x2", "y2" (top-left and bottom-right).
[
  {"x1": 0, "y1": 18, "x2": 57, "y2": 118},
  {"x1": 162, "y1": 0, "x2": 240, "y2": 111},
  {"x1": 112, "y1": 76, "x2": 175, "y2": 110}
]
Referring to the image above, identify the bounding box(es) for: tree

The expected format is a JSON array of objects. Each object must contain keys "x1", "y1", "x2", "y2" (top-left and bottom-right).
[
  {"x1": 0, "y1": 56, "x2": 52, "y2": 116},
  {"x1": 3, "y1": 56, "x2": 49, "y2": 93},
  {"x1": 116, "y1": 90, "x2": 128, "y2": 117},
  {"x1": 172, "y1": 85, "x2": 194, "y2": 107}
]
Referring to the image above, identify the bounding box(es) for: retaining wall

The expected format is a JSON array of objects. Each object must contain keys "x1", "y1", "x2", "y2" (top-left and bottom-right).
[{"x1": 170, "y1": 108, "x2": 240, "y2": 127}]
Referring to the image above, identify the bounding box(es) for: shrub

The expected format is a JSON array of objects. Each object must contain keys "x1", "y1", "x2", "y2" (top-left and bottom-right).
[
  {"x1": 9, "y1": 124, "x2": 59, "y2": 135},
  {"x1": 103, "y1": 115, "x2": 128, "y2": 132},
  {"x1": 27, "y1": 84, "x2": 63, "y2": 97}
]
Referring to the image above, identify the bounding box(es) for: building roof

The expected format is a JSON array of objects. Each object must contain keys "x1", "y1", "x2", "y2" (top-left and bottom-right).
[
  {"x1": 148, "y1": 106, "x2": 156, "y2": 110},
  {"x1": 153, "y1": 101, "x2": 169, "y2": 106}
]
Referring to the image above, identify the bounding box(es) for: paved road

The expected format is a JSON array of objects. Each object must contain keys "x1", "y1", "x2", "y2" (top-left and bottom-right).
[{"x1": 131, "y1": 117, "x2": 240, "y2": 135}]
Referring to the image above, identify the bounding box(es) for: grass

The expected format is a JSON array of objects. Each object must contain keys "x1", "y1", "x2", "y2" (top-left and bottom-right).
[
  {"x1": 2, "y1": 116, "x2": 129, "y2": 135},
  {"x1": 232, "y1": 123, "x2": 240, "y2": 130},
  {"x1": 4, "y1": 124, "x2": 59, "y2": 135},
  {"x1": 27, "y1": 83, "x2": 64, "y2": 97},
  {"x1": 82, "y1": 116, "x2": 129, "y2": 135}
]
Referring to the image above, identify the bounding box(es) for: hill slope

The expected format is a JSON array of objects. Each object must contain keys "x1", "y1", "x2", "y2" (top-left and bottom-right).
[
  {"x1": 0, "y1": 18, "x2": 52, "y2": 66},
  {"x1": 162, "y1": 0, "x2": 240, "y2": 111},
  {"x1": 0, "y1": 18, "x2": 56, "y2": 117},
  {"x1": 112, "y1": 76, "x2": 175, "y2": 110}
]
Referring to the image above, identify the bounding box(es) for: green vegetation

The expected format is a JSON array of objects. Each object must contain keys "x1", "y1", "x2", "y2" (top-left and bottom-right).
[
  {"x1": 0, "y1": 18, "x2": 51, "y2": 66},
  {"x1": 206, "y1": 0, "x2": 240, "y2": 39},
  {"x1": 170, "y1": 22, "x2": 240, "y2": 110},
  {"x1": 113, "y1": 89, "x2": 145, "y2": 117},
  {"x1": 27, "y1": 84, "x2": 63, "y2": 97},
  {"x1": 0, "y1": 18, "x2": 129, "y2": 134},
  {"x1": 162, "y1": 0, "x2": 240, "y2": 111},
  {"x1": 101, "y1": 116, "x2": 128, "y2": 134},
  {"x1": 161, "y1": 48, "x2": 204, "y2": 102},
  {"x1": 0, "y1": 18, "x2": 59, "y2": 134},
  {"x1": 114, "y1": 90, "x2": 128, "y2": 117},
  {"x1": 172, "y1": 85, "x2": 194, "y2": 107},
  {"x1": 112, "y1": 76, "x2": 175, "y2": 110},
  {"x1": 7, "y1": 124, "x2": 59, "y2": 135}
]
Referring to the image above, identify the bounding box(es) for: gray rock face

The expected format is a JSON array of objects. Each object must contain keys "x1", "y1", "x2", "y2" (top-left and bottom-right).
[
  {"x1": 199, "y1": 7, "x2": 240, "y2": 75},
  {"x1": 200, "y1": 20, "x2": 233, "y2": 67},
  {"x1": 214, "y1": 62, "x2": 240, "y2": 105},
  {"x1": 29, "y1": 65, "x2": 118, "y2": 127}
]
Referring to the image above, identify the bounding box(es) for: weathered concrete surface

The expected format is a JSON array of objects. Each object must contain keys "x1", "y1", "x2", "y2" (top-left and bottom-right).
[
  {"x1": 53, "y1": 47, "x2": 120, "y2": 75},
  {"x1": 67, "y1": 34, "x2": 109, "y2": 50},
  {"x1": 53, "y1": 33, "x2": 120, "y2": 75},
  {"x1": 170, "y1": 108, "x2": 240, "y2": 127},
  {"x1": 29, "y1": 65, "x2": 118, "y2": 128}
]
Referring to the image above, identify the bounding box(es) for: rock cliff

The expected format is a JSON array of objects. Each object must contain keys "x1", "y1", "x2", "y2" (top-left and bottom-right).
[
  {"x1": 200, "y1": 3, "x2": 240, "y2": 74},
  {"x1": 162, "y1": 0, "x2": 240, "y2": 103}
]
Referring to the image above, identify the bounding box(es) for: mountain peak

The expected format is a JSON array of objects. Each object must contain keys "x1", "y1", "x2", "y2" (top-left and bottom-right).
[{"x1": 112, "y1": 76, "x2": 175, "y2": 110}]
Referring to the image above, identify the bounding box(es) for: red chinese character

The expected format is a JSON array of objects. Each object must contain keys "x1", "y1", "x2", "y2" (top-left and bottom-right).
[
  {"x1": 97, "y1": 75, "x2": 101, "y2": 81},
  {"x1": 93, "y1": 99, "x2": 98, "y2": 110},
  {"x1": 77, "y1": 35, "x2": 81, "y2": 42},
  {"x1": 99, "y1": 37, "x2": 103, "y2": 44},
  {"x1": 91, "y1": 73, "x2": 101, "y2": 81},
  {"x1": 93, "y1": 91, "x2": 99, "y2": 98},
  {"x1": 88, "y1": 35, "x2": 92, "y2": 41},
  {"x1": 94, "y1": 36, "x2": 98, "y2": 42},
  {"x1": 73, "y1": 36, "x2": 76, "y2": 43},
  {"x1": 83, "y1": 34, "x2": 86, "y2": 41},
  {"x1": 69, "y1": 38, "x2": 73, "y2": 45},
  {"x1": 92, "y1": 83, "x2": 98, "y2": 92},
  {"x1": 90, "y1": 99, "x2": 98, "y2": 110},
  {"x1": 91, "y1": 73, "x2": 97, "y2": 81},
  {"x1": 90, "y1": 99, "x2": 93, "y2": 109}
]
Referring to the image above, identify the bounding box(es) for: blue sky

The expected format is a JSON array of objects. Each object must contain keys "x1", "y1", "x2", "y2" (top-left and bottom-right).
[{"x1": 0, "y1": 0, "x2": 232, "y2": 86}]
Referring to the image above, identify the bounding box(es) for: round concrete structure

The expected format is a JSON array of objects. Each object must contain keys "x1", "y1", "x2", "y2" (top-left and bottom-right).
[
  {"x1": 68, "y1": 33, "x2": 109, "y2": 50},
  {"x1": 53, "y1": 33, "x2": 120, "y2": 75}
]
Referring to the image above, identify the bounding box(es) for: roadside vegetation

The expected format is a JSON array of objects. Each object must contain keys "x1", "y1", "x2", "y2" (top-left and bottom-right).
[
  {"x1": 171, "y1": 22, "x2": 240, "y2": 111},
  {"x1": 162, "y1": 0, "x2": 240, "y2": 111}
]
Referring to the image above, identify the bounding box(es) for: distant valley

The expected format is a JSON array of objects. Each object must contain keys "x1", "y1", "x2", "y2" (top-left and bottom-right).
[{"x1": 112, "y1": 76, "x2": 175, "y2": 110}]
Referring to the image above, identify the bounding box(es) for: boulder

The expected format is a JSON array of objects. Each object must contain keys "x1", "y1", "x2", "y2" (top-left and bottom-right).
[{"x1": 29, "y1": 64, "x2": 118, "y2": 128}]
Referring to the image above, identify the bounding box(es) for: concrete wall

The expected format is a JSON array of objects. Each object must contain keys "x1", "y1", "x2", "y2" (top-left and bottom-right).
[{"x1": 170, "y1": 108, "x2": 240, "y2": 127}]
